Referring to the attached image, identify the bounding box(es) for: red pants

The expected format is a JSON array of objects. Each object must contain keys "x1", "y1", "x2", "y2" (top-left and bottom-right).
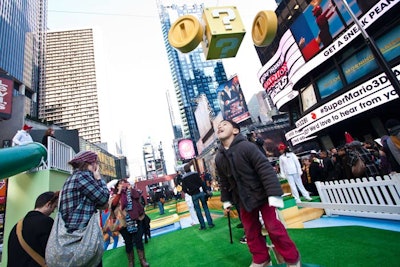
[{"x1": 241, "y1": 203, "x2": 300, "y2": 264}]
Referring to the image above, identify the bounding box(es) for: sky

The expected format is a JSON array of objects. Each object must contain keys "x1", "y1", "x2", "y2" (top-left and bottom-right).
[{"x1": 47, "y1": 0, "x2": 277, "y2": 176}]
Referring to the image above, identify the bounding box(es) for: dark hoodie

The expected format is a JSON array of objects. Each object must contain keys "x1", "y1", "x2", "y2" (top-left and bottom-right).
[{"x1": 215, "y1": 134, "x2": 283, "y2": 212}]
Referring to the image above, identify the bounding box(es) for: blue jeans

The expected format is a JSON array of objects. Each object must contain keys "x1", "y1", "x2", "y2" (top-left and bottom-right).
[
  {"x1": 191, "y1": 191, "x2": 213, "y2": 228},
  {"x1": 104, "y1": 230, "x2": 119, "y2": 250},
  {"x1": 158, "y1": 201, "x2": 164, "y2": 215}
]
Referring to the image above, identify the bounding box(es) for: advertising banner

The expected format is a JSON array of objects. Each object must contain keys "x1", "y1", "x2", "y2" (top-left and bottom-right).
[
  {"x1": 0, "y1": 76, "x2": 13, "y2": 119},
  {"x1": 194, "y1": 96, "x2": 216, "y2": 155},
  {"x1": 0, "y1": 180, "x2": 6, "y2": 204},
  {"x1": 217, "y1": 75, "x2": 250, "y2": 123},
  {"x1": 290, "y1": 0, "x2": 397, "y2": 89},
  {"x1": 258, "y1": 0, "x2": 397, "y2": 109},
  {"x1": 257, "y1": 30, "x2": 304, "y2": 109},
  {"x1": 287, "y1": 64, "x2": 400, "y2": 145}
]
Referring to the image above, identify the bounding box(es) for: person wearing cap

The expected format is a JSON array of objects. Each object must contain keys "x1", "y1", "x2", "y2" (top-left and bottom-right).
[
  {"x1": 278, "y1": 143, "x2": 312, "y2": 204},
  {"x1": 215, "y1": 120, "x2": 301, "y2": 267},
  {"x1": 59, "y1": 151, "x2": 110, "y2": 267},
  {"x1": 312, "y1": 3, "x2": 335, "y2": 48},
  {"x1": 12, "y1": 124, "x2": 33, "y2": 146},
  {"x1": 382, "y1": 119, "x2": 400, "y2": 172},
  {"x1": 8, "y1": 191, "x2": 59, "y2": 267}
]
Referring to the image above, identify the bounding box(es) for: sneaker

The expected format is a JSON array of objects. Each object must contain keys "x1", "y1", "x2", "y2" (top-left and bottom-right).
[
  {"x1": 249, "y1": 261, "x2": 272, "y2": 267},
  {"x1": 305, "y1": 196, "x2": 313, "y2": 201},
  {"x1": 199, "y1": 226, "x2": 206, "y2": 230},
  {"x1": 240, "y1": 236, "x2": 247, "y2": 244},
  {"x1": 208, "y1": 224, "x2": 215, "y2": 228},
  {"x1": 261, "y1": 227, "x2": 268, "y2": 236}
]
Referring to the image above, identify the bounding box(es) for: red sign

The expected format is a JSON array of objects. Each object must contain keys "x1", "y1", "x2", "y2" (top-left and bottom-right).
[
  {"x1": 178, "y1": 139, "x2": 195, "y2": 160},
  {"x1": 0, "y1": 76, "x2": 13, "y2": 119}
]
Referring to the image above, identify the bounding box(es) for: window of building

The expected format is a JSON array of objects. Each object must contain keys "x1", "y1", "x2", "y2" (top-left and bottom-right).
[
  {"x1": 316, "y1": 68, "x2": 343, "y2": 99},
  {"x1": 300, "y1": 84, "x2": 317, "y2": 112}
]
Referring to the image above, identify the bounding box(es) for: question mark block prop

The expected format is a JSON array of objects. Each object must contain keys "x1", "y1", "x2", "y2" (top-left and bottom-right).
[{"x1": 202, "y1": 6, "x2": 246, "y2": 60}]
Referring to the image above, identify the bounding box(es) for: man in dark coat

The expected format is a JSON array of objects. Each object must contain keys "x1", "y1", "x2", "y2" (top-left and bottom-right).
[
  {"x1": 8, "y1": 191, "x2": 59, "y2": 267},
  {"x1": 215, "y1": 120, "x2": 300, "y2": 267},
  {"x1": 181, "y1": 164, "x2": 215, "y2": 230}
]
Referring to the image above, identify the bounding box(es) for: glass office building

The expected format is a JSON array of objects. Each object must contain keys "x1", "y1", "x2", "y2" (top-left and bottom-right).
[
  {"x1": 158, "y1": 3, "x2": 228, "y2": 146},
  {"x1": 0, "y1": 0, "x2": 47, "y2": 117}
]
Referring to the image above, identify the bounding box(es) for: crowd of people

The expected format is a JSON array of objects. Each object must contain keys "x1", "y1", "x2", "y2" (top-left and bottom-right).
[
  {"x1": 271, "y1": 119, "x2": 400, "y2": 199},
  {"x1": 6, "y1": 118, "x2": 399, "y2": 267},
  {"x1": 298, "y1": 119, "x2": 400, "y2": 197},
  {"x1": 7, "y1": 150, "x2": 151, "y2": 267}
]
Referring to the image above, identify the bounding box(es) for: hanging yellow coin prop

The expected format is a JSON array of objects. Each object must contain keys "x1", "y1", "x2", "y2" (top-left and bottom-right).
[
  {"x1": 251, "y1": 10, "x2": 278, "y2": 47},
  {"x1": 168, "y1": 15, "x2": 204, "y2": 53}
]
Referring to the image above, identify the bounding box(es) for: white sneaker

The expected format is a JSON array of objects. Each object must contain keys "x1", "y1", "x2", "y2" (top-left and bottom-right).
[
  {"x1": 305, "y1": 197, "x2": 312, "y2": 201},
  {"x1": 295, "y1": 199, "x2": 301, "y2": 203},
  {"x1": 249, "y1": 261, "x2": 272, "y2": 267}
]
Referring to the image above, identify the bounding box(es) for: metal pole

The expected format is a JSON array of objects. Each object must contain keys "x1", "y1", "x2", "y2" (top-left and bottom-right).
[
  {"x1": 227, "y1": 211, "x2": 233, "y2": 244},
  {"x1": 341, "y1": 0, "x2": 400, "y2": 96}
]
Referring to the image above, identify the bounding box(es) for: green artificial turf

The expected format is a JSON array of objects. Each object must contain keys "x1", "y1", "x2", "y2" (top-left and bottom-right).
[{"x1": 103, "y1": 216, "x2": 400, "y2": 267}]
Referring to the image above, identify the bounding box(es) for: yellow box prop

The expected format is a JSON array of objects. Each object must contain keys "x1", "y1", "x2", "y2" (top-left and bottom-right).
[{"x1": 202, "y1": 6, "x2": 246, "y2": 60}]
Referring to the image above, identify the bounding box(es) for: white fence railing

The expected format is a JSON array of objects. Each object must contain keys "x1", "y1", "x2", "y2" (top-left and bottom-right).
[
  {"x1": 297, "y1": 174, "x2": 400, "y2": 220},
  {"x1": 46, "y1": 137, "x2": 75, "y2": 173}
]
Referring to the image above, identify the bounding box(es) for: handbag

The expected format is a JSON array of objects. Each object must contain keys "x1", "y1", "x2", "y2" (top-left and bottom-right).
[
  {"x1": 16, "y1": 219, "x2": 47, "y2": 267},
  {"x1": 45, "y1": 208, "x2": 104, "y2": 267},
  {"x1": 352, "y1": 152, "x2": 366, "y2": 177},
  {"x1": 107, "y1": 215, "x2": 120, "y2": 232}
]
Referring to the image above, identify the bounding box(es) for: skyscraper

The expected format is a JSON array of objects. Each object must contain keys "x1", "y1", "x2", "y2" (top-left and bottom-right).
[
  {"x1": 43, "y1": 29, "x2": 101, "y2": 143},
  {"x1": 0, "y1": 0, "x2": 47, "y2": 118},
  {"x1": 158, "y1": 3, "x2": 228, "y2": 147}
]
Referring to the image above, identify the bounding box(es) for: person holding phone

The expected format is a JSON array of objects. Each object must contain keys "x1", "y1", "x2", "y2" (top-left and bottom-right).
[{"x1": 110, "y1": 179, "x2": 150, "y2": 267}]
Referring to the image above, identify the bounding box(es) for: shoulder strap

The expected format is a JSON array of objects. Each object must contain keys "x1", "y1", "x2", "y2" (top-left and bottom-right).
[{"x1": 16, "y1": 219, "x2": 47, "y2": 267}]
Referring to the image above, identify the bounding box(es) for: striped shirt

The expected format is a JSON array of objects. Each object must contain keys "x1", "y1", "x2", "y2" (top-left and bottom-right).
[{"x1": 59, "y1": 170, "x2": 109, "y2": 232}]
